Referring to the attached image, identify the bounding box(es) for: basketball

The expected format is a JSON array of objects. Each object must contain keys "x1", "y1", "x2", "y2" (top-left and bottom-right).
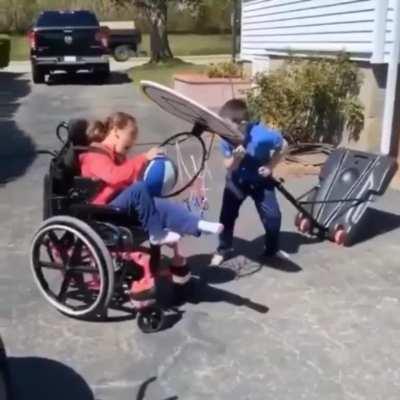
[{"x1": 142, "y1": 155, "x2": 178, "y2": 197}]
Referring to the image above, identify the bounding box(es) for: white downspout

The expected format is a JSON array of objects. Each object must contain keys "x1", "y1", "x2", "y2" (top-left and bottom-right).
[
  {"x1": 371, "y1": 0, "x2": 388, "y2": 63},
  {"x1": 381, "y1": 0, "x2": 400, "y2": 154}
]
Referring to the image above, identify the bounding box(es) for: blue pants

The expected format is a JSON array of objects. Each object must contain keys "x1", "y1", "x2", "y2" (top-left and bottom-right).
[
  {"x1": 218, "y1": 177, "x2": 281, "y2": 255},
  {"x1": 110, "y1": 182, "x2": 200, "y2": 237}
]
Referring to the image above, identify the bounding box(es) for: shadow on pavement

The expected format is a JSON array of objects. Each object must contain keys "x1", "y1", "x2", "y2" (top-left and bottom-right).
[
  {"x1": 351, "y1": 207, "x2": 400, "y2": 245},
  {"x1": 47, "y1": 71, "x2": 132, "y2": 86},
  {"x1": 185, "y1": 278, "x2": 269, "y2": 314},
  {"x1": 8, "y1": 356, "x2": 94, "y2": 400},
  {"x1": 0, "y1": 72, "x2": 36, "y2": 186},
  {"x1": 188, "y1": 230, "x2": 312, "y2": 280}
]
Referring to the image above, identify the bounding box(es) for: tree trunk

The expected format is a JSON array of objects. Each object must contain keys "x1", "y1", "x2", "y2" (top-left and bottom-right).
[{"x1": 145, "y1": 2, "x2": 173, "y2": 63}]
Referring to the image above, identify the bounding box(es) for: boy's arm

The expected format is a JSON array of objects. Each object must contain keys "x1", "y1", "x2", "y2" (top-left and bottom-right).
[
  {"x1": 224, "y1": 146, "x2": 246, "y2": 172},
  {"x1": 268, "y1": 138, "x2": 288, "y2": 170},
  {"x1": 259, "y1": 138, "x2": 288, "y2": 177},
  {"x1": 220, "y1": 139, "x2": 246, "y2": 172}
]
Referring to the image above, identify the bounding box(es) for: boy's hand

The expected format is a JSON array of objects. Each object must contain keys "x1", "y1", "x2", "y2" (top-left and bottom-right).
[
  {"x1": 258, "y1": 166, "x2": 272, "y2": 178},
  {"x1": 145, "y1": 147, "x2": 164, "y2": 160},
  {"x1": 233, "y1": 145, "x2": 246, "y2": 160}
]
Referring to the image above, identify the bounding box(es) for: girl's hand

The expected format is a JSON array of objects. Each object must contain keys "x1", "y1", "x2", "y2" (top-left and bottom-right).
[
  {"x1": 145, "y1": 147, "x2": 164, "y2": 160},
  {"x1": 258, "y1": 166, "x2": 272, "y2": 178}
]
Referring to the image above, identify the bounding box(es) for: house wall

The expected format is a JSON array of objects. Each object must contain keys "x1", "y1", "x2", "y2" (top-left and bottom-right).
[
  {"x1": 241, "y1": 0, "x2": 376, "y2": 61},
  {"x1": 240, "y1": 0, "x2": 400, "y2": 154},
  {"x1": 241, "y1": 0, "x2": 396, "y2": 63}
]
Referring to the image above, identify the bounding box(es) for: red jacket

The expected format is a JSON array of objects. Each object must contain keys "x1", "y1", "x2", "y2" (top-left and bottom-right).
[{"x1": 79, "y1": 144, "x2": 148, "y2": 204}]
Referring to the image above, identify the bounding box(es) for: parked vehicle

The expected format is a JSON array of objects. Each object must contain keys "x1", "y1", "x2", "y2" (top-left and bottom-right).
[
  {"x1": 100, "y1": 21, "x2": 142, "y2": 62},
  {"x1": 28, "y1": 10, "x2": 110, "y2": 84},
  {"x1": 0, "y1": 335, "x2": 11, "y2": 400}
]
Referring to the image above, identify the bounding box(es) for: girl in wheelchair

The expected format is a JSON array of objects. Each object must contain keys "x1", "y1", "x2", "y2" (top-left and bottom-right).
[{"x1": 79, "y1": 111, "x2": 223, "y2": 294}]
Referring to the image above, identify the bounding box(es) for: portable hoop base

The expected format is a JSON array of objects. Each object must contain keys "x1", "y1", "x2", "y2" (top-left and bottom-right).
[{"x1": 274, "y1": 148, "x2": 397, "y2": 246}]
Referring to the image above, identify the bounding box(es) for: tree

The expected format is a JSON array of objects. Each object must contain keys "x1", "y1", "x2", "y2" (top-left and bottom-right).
[{"x1": 112, "y1": 0, "x2": 202, "y2": 62}]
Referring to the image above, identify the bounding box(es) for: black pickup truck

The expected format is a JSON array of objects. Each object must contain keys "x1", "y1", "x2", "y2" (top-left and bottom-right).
[
  {"x1": 0, "y1": 336, "x2": 11, "y2": 400},
  {"x1": 101, "y1": 21, "x2": 142, "y2": 61},
  {"x1": 29, "y1": 10, "x2": 110, "y2": 83}
]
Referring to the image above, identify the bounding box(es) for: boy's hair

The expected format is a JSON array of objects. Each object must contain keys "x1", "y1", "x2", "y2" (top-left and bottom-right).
[
  {"x1": 219, "y1": 99, "x2": 249, "y2": 124},
  {"x1": 86, "y1": 112, "x2": 137, "y2": 143}
]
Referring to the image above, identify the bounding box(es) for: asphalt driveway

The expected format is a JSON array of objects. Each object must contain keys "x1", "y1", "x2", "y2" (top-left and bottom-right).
[{"x1": 1, "y1": 70, "x2": 400, "y2": 400}]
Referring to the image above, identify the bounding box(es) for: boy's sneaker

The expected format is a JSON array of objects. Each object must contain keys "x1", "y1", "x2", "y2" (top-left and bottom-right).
[
  {"x1": 261, "y1": 249, "x2": 291, "y2": 260},
  {"x1": 209, "y1": 248, "x2": 234, "y2": 267},
  {"x1": 209, "y1": 253, "x2": 224, "y2": 267}
]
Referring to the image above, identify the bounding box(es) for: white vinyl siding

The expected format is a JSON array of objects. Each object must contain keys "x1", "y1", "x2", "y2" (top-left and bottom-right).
[
  {"x1": 384, "y1": 0, "x2": 396, "y2": 61},
  {"x1": 241, "y1": 0, "x2": 396, "y2": 63}
]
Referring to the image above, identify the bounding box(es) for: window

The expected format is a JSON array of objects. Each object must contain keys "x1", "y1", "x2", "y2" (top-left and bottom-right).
[{"x1": 36, "y1": 11, "x2": 99, "y2": 27}]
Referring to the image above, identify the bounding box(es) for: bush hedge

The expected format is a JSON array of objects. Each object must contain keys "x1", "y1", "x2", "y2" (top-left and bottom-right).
[
  {"x1": 0, "y1": 36, "x2": 10, "y2": 68},
  {"x1": 247, "y1": 54, "x2": 365, "y2": 144}
]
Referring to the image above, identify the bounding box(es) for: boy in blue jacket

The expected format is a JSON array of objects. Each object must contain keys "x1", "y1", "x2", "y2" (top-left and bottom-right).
[{"x1": 210, "y1": 99, "x2": 287, "y2": 266}]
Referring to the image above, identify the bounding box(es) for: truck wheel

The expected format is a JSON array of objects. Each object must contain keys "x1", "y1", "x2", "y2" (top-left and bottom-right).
[
  {"x1": 113, "y1": 45, "x2": 132, "y2": 62},
  {"x1": 32, "y1": 65, "x2": 45, "y2": 84},
  {"x1": 94, "y1": 64, "x2": 110, "y2": 83}
]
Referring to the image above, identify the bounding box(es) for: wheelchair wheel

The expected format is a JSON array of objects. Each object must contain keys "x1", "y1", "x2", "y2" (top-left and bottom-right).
[
  {"x1": 137, "y1": 306, "x2": 165, "y2": 334},
  {"x1": 30, "y1": 216, "x2": 114, "y2": 318}
]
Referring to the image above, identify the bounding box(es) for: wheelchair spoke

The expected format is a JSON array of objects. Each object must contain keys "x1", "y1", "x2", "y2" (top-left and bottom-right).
[
  {"x1": 69, "y1": 265, "x2": 99, "y2": 274},
  {"x1": 43, "y1": 239, "x2": 56, "y2": 263},
  {"x1": 48, "y1": 231, "x2": 61, "y2": 246},
  {"x1": 58, "y1": 271, "x2": 73, "y2": 301},
  {"x1": 66, "y1": 239, "x2": 83, "y2": 268},
  {"x1": 39, "y1": 261, "x2": 64, "y2": 270}
]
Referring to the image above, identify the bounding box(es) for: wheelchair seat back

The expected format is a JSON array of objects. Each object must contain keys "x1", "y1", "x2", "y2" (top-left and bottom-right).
[{"x1": 44, "y1": 119, "x2": 103, "y2": 219}]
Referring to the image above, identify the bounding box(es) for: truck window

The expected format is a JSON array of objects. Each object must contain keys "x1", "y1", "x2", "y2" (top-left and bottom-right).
[{"x1": 36, "y1": 11, "x2": 99, "y2": 27}]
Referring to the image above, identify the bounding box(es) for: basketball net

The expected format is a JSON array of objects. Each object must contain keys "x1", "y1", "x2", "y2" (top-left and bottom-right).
[{"x1": 175, "y1": 136, "x2": 213, "y2": 218}]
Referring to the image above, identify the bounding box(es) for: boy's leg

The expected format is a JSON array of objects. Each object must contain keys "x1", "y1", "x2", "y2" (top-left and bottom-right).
[
  {"x1": 217, "y1": 179, "x2": 246, "y2": 256},
  {"x1": 251, "y1": 183, "x2": 281, "y2": 256}
]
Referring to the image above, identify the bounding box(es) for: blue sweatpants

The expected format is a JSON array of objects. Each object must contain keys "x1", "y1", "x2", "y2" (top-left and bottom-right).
[
  {"x1": 218, "y1": 177, "x2": 281, "y2": 256},
  {"x1": 110, "y1": 182, "x2": 200, "y2": 237}
]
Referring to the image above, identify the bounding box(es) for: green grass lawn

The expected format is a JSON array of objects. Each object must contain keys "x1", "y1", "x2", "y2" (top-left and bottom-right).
[
  {"x1": 7, "y1": 33, "x2": 231, "y2": 61},
  {"x1": 130, "y1": 58, "x2": 206, "y2": 87},
  {"x1": 141, "y1": 34, "x2": 231, "y2": 57},
  {"x1": 9, "y1": 35, "x2": 28, "y2": 61}
]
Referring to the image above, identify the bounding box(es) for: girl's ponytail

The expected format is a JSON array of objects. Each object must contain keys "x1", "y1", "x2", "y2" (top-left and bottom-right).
[{"x1": 86, "y1": 120, "x2": 108, "y2": 143}]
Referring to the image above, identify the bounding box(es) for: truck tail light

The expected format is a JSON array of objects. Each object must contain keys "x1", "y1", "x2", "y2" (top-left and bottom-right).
[{"x1": 28, "y1": 30, "x2": 36, "y2": 50}]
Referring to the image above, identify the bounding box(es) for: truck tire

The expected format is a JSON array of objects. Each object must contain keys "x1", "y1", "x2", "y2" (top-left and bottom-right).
[
  {"x1": 0, "y1": 336, "x2": 12, "y2": 400},
  {"x1": 32, "y1": 64, "x2": 45, "y2": 84},
  {"x1": 113, "y1": 45, "x2": 132, "y2": 62},
  {"x1": 94, "y1": 64, "x2": 111, "y2": 83}
]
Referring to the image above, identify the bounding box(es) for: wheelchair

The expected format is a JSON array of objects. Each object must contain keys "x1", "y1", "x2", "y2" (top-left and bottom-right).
[{"x1": 30, "y1": 120, "x2": 167, "y2": 333}]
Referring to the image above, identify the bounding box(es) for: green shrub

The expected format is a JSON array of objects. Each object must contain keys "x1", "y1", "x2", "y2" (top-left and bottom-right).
[
  {"x1": 0, "y1": 36, "x2": 10, "y2": 68},
  {"x1": 247, "y1": 54, "x2": 365, "y2": 144},
  {"x1": 207, "y1": 61, "x2": 243, "y2": 78}
]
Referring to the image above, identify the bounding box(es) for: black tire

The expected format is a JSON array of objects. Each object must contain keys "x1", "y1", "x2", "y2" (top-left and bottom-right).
[
  {"x1": 0, "y1": 336, "x2": 12, "y2": 400},
  {"x1": 113, "y1": 45, "x2": 132, "y2": 62},
  {"x1": 31, "y1": 64, "x2": 45, "y2": 84},
  {"x1": 137, "y1": 306, "x2": 165, "y2": 334},
  {"x1": 30, "y1": 216, "x2": 115, "y2": 319},
  {"x1": 94, "y1": 64, "x2": 110, "y2": 82}
]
